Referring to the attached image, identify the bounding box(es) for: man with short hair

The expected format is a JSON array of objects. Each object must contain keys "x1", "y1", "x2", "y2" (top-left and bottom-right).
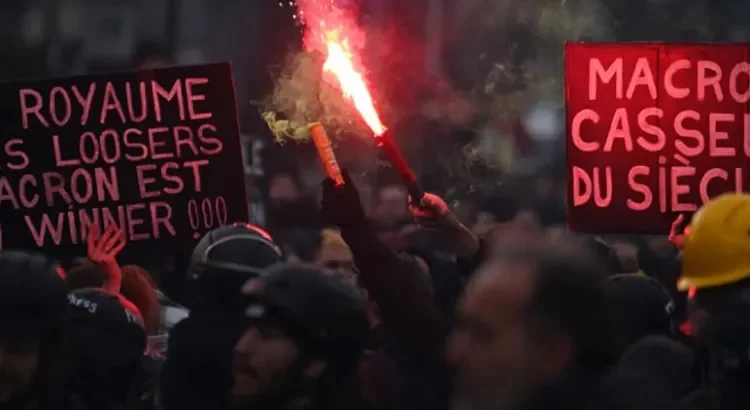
[
  {"x1": 446, "y1": 242, "x2": 616, "y2": 410},
  {"x1": 231, "y1": 264, "x2": 371, "y2": 410}
]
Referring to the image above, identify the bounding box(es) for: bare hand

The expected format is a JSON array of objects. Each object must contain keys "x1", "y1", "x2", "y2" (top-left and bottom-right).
[
  {"x1": 87, "y1": 222, "x2": 126, "y2": 293},
  {"x1": 87, "y1": 223, "x2": 126, "y2": 264},
  {"x1": 668, "y1": 214, "x2": 690, "y2": 249},
  {"x1": 410, "y1": 192, "x2": 480, "y2": 258},
  {"x1": 409, "y1": 192, "x2": 450, "y2": 225}
]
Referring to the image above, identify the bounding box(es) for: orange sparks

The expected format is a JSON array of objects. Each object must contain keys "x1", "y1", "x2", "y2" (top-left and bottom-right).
[{"x1": 322, "y1": 34, "x2": 386, "y2": 136}]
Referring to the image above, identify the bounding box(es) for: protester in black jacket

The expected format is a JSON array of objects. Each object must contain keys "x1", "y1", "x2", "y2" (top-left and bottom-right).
[{"x1": 321, "y1": 171, "x2": 452, "y2": 410}]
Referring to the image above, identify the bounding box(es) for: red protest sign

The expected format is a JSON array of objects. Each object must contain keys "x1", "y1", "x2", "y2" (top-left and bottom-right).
[{"x1": 565, "y1": 43, "x2": 750, "y2": 234}]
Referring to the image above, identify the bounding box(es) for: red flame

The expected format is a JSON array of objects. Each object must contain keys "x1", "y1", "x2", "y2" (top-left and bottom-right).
[
  {"x1": 322, "y1": 34, "x2": 387, "y2": 135},
  {"x1": 292, "y1": 0, "x2": 387, "y2": 136}
]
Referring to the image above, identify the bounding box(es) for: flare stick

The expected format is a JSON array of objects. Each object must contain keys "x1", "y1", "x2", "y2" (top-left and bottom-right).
[
  {"x1": 309, "y1": 123, "x2": 344, "y2": 186},
  {"x1": 375, "y1": 130, "x2": 425, "y2": 202}
]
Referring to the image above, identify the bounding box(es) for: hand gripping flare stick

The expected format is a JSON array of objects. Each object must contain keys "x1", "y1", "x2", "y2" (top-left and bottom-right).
[{"x1": 374, "y1": 129, "x2": 425, "y2": 203}]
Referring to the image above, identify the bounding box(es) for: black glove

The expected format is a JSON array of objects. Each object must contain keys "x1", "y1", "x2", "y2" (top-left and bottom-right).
[{"x1": 321, "y1": 170, "x2": 367, "y2": 228}]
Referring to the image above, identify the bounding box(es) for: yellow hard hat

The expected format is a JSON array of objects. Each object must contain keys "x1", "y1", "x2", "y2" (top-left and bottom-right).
[{"x1": 678, "y1": 193, "x2": 750, "y2": 291}]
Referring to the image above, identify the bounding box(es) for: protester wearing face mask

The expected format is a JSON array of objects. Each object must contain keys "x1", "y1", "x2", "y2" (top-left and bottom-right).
[
  {"x1": 0, "y1": 250, "x2": 81, "y2": 410},
  {"x1": 231, "y1": 264, "x2": 371, "y2": 410},
  {"x1": 266, "y1": 170, "x2": 322, "y2": 232}
]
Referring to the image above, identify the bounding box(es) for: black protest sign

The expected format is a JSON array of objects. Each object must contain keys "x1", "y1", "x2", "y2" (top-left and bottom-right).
[{"x1": 0, "y1": 63, "x2": 248, "y2": 257}]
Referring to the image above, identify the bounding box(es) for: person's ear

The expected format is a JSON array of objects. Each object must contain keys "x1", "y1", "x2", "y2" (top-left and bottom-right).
[{"x1": 304, "y1": 358, "x2": 328, "y2": 380}]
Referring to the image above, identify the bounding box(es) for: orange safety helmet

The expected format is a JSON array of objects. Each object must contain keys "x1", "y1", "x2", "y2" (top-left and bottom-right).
[{"x1": 678, "y1": 193, "x2": 750, "y2": 291}]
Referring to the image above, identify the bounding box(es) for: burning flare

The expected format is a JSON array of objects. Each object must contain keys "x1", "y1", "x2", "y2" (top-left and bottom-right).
[
  {"x1": 291, "y1": 0, "x2": 424, "y2": 201},
  {"x1": 322, "y1": 33, "x2": 387, "y2": 136},
  {"x1": 292, "y1": 0, "x2": 386, "y2": 136}
]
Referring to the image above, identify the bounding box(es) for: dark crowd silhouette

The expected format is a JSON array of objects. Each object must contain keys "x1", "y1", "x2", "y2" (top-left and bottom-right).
[{"x1": 2, "y1": 165, "x2": 750, "y2": 410}]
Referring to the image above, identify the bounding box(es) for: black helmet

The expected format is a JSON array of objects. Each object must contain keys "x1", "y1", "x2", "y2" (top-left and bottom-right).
[
  {"x1": 187, "y1": 223, "x2": 283, "y2": 278},
  {"x1": 0, "y1": 250, "x2": 67, "y2": 336},
  {"x1": 242, "y1": 264, "x2": 370, "y2": 362},
  {"x1": 186, "y1": 223, "x2": 283, "y2": 311},
  {"x1": 605, "y1": 274, "x2": 677, "y2": 352}
]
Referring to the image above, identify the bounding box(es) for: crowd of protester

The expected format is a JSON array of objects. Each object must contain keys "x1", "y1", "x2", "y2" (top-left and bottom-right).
[{"x1": 2, "y1": 163, "x2": 750, "y2": 410}]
